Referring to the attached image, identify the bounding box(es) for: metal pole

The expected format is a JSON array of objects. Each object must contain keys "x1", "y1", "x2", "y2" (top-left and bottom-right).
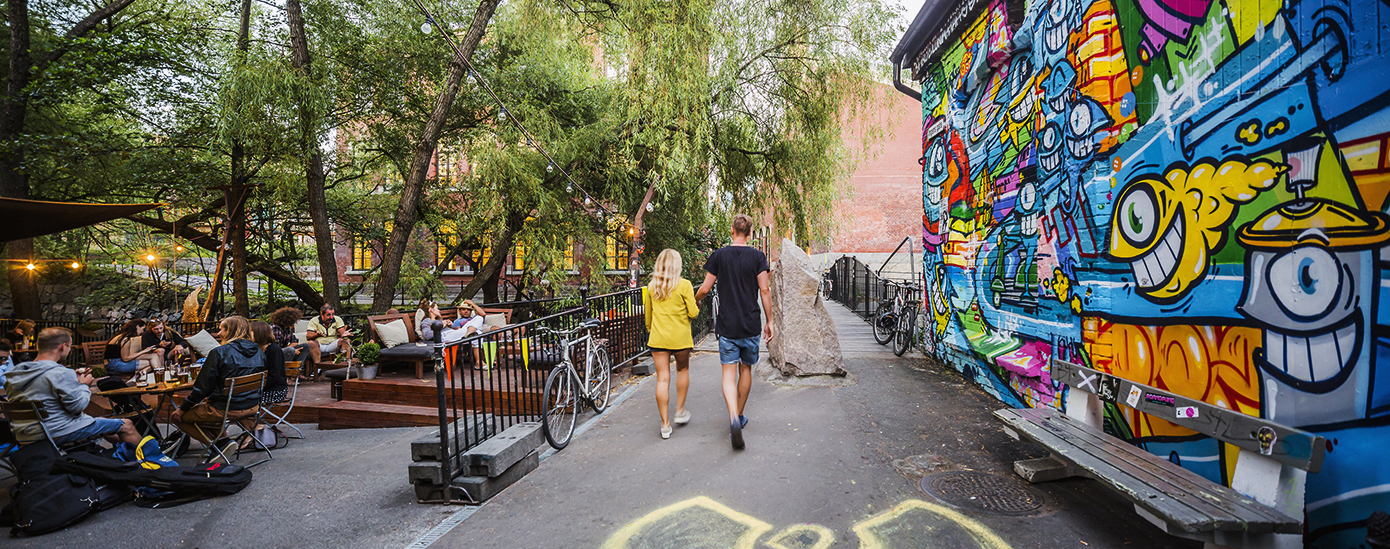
[{"x1": 430, "y1": 320, "x2": 451, "y2": 501}]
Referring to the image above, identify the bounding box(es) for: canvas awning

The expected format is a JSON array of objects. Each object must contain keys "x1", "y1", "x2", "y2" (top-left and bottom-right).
[{"x1": 0, "y1": 196, "x2": 162, "y2": 242}]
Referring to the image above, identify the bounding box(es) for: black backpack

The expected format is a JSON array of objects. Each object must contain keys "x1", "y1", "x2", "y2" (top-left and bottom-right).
[{"x1": 3, "y1": 443, "x2": 106, "y2": 537}]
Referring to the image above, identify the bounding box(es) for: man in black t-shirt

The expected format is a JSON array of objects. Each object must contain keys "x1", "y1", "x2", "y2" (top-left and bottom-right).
[{"x1": 696, "y1": 214, "x2": 773, "y2": 450}]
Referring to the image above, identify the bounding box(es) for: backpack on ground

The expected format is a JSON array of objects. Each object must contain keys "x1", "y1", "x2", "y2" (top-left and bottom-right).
[{"x1": 3, "y1": 443, "x2": 100, "y2": 537}]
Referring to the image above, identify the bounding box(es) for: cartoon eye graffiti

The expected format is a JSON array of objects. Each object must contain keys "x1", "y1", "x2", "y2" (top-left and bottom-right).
[
  {"x1": 1069, "y1": 104, "x2": 1093, "y2": 136},
  {"x1": 1118, "y1": 184, "x2": 1159, "y2": 248},
  {"x1": 1018, "y1": 182, "x2": 1038, "y2": 211},
  {"x1": 1267, "y1": 245, "x2": 1343, "y2": 320}
]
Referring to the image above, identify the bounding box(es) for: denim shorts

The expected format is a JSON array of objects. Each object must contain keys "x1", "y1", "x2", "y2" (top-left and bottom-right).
[
  {"x1": 106, "y1": 357, "x2": 141, "y2": 374},
  {"x1": 55, "y1": 418, "x2": 125, "y2": 446},
  {"x1": 718, "y1": 335, "x2": 760, "y2": 365}
]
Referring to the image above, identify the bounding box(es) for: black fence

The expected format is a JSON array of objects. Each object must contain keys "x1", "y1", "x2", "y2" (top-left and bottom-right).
[
  {"x1": 0, "y1": 318, "x2": 219, "y2": 368},
  {"x1": 825, "y1": 256, "x2": 892, "y2": 319},
  {"x1": 426, "y1": 288, "x2": 649, "y2": 498}
]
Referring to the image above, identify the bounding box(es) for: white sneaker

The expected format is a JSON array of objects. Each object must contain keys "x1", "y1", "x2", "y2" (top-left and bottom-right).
[
  {"x1": 660, "y1": 425, "x2": 672, "y2": 439},
  {"x1": 673, "y1": 410, "x2": 691, "y2": 425}
]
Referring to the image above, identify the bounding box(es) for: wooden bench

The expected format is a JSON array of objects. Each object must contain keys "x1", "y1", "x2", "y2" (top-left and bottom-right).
[{"x1": 995, "y1": 359, "x2": 1325, "y2": 548}]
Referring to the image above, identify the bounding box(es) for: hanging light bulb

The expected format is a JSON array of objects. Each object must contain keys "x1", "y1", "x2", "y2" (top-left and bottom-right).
[
  {"x1": 25, "y1": 263, "x2": 35, "y2": 271},
  {"x1": 584, "y1": 196, "x2": 591, "y2": 205},
  {"x1": 547, "y1": 163, "x2": 554, "y2": 173},
  {"x1": 566, "y1": 183, "x2": 572, "y2": 192},
  {"x1": 420, "y1": 20, "x2": 433, "y2": 34},
  {"x1": 145, "y1": 254, "x2": 156, "y2": 262},
  {"x1": 175, "y1": 245, "x2": 184, "y2": 252},
  {"x1": 71, "y1": 262, "x2": 81, "y2": 270},
  {"x1": 646, "y1": 202, "x2": 654, "y2": 212}
]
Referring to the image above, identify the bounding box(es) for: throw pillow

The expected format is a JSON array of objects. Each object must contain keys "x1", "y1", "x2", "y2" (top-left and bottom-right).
[
  {"x1": 186, "y1": 330, "x2": 221, "y2": 357},
  {"x1": 483, "y1": 314, "x2": 507, "y2": 328},
  {"x1": 377, "y1": 319, "x2": 410, "y2": 348}
]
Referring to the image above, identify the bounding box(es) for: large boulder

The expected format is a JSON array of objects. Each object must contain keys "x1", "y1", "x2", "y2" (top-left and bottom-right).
[{"x1": 769, "y1": 239, "x2": 846, "y2": 377}]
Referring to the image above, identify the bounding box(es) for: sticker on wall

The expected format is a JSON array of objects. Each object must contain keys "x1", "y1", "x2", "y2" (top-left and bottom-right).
[
  {"x1": 1257, "y1": 427, "x2": 1278, "y2": 456},
  {"x1": 1176, "y1": 407, "x2": 1199, "y2": 419},
  {"x1": 1125, "y1": 386, "x2": 1142, "y2": 408}
]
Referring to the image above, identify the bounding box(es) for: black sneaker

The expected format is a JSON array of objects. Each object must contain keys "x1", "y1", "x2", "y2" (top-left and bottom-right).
[{"x1": 730, "y1": 420, "x2": 745, "y2": 450}]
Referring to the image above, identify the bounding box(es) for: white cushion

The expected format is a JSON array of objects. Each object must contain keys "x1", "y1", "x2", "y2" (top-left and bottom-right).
[
  {"x1": 483, "y1": 314, "x2": 507, "y2": 328},
  {"x1": 376, "y1": 319, "x2": 411, "y2": 348},
  {"x1": 293, "y1": 319, "x2": 310, "y2": 344},
  {"x1": 187, "y1": 330, "x2": 221, "y2": 357}
]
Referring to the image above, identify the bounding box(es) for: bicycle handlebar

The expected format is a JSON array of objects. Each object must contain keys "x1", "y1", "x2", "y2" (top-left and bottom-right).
[{"x1": 534, "y1": 319, "x2": 603, "y2": 337}]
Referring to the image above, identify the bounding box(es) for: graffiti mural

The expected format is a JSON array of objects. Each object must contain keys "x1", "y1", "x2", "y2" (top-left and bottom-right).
[{"x1": 910, "y1": 0, "x2": 1390, "y2": 544}]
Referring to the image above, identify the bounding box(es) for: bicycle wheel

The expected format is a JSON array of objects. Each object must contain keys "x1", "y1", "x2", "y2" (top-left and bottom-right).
[
  {"x1": 893, "y1": 307, "x2": 916, "y2": 357},
  {"x1": 541, "y1": 366, "x2": 577, "y2": 449},
  {"x1": 586, "y1": 344, "x2": 613, "y2": 413},
  {"x1": 872, "y1": 302, "x2": 895, "y2": 345}
]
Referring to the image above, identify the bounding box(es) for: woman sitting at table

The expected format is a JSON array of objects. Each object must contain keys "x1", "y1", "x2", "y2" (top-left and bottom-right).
[{"x1": 105, "y1": 319, "x2": 161, "y2": 377}]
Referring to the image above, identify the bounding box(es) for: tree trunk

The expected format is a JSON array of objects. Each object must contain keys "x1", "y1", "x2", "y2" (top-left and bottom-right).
[
  {"x1": 226, "y1": 0, "x2": 253, "y2": 317},
  {"x1": 372, "y1": 0, "x2": 502, "y2": 311},
  {"x1": 628, "y1": 180, "x2": 659, "y2": 289},
  {"x1": 451, "y1": 210, "x2": 527, "y2": 306},
  {"x1": 286, "y1": 0, "x2": 338, "y2": 310},
  {"x1": 1, "y1": 0, "x2": 39, "y2": 319}
]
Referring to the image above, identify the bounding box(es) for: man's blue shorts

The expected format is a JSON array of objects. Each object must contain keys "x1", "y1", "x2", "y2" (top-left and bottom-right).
[
  {"x1": 718, "y1": 335, "x2": 760, "y2": 365},
  {"x1": 55, "y1": 418, "x2": 125, "y2": 446}
]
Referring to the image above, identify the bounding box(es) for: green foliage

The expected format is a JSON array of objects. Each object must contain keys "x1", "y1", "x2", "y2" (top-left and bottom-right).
[{"x1": 356, "y1": 341, "x2": 381, "y2": 365}]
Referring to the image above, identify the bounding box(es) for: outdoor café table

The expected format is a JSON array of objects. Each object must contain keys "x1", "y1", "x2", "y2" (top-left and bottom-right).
[{"x1": 95, "y1": 381, "x2": 194, "y2": 442}]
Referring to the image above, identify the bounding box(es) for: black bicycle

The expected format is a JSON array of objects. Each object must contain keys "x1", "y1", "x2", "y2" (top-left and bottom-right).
[
  {"x1": 871, "y1": 280, "x2": 905, "y2": 345},
  {"x1": 892, "y1": 283, "x2": 921, "y2": 357}
]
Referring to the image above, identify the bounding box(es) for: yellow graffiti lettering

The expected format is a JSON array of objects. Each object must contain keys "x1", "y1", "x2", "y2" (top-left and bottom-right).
[
  {"x1": 851, "y1": 499, "x2": 1012, "y2": 549},
  {"x1": 765, "y1": 524, "x2": 835, "y2": 549},
  {"x1": 1236, "y1": 120, "x2": 1262, "y2": 145},
  {"x1": 601, "y1": 496, "x2": 773, "y2": 549}
]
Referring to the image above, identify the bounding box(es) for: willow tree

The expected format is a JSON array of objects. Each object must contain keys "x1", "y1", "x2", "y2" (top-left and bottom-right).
[{"x1": 595, "y1": 0, "x2": 900, "y2": 253}]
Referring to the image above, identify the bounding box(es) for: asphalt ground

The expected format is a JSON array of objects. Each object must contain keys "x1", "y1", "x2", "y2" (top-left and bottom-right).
[
  {"x1": 429, "y1": 304, "x2": 1201, "y2": 549},
  {"x1": 1, "y1": 425, "x2": 447, "y2": 549}
]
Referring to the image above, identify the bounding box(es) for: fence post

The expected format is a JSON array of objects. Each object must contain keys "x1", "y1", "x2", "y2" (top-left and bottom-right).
[
  {"x1": 579, "y1": 286, "x2": 590, "y2": 318},
  {"x1": 430, "y1": 320, "x2": 452, "y2": 502}
]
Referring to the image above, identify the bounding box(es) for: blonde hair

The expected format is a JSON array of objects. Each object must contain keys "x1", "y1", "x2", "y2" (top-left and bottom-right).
[
  {"x1": 649, "y1": 249, "x2": 683, "y2": 301},
  {"x1": 219, "y1": 316, "x2": 252, "y2": 344}
]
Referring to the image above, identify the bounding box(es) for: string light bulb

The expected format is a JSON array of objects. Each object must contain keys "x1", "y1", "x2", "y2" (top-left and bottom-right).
[
  {"x1": 175, "y1": 245, "x2": 184, "y2": 252},
  {"x1": 71, "y1": 262, "x2": 81, "y2": 269},
  {"x1": 145, "y1": 254, "x2": 156, "y2": 262},
  {"x1": 420, "y1": 21, "x2": 433, "y2": 34},
  {"x1": 646, "y1": 202, "x2": 654, "y2": 212},
  {"x1": 25, "y1": 263, "x2": 35, "y2": 271}
]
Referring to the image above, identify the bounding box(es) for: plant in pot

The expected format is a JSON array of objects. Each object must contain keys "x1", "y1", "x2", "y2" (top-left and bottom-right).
[{"x1": 355, "y1": 342, "x2": 381, "y2": 380}]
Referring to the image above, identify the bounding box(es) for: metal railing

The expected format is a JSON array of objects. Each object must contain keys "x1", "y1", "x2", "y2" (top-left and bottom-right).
[
  {"x1": 425, "y1": 288, "x2": 649, "y2": 500},
  {"x1": 826, "y1": 256, "x2": 889, "y2": 319}
]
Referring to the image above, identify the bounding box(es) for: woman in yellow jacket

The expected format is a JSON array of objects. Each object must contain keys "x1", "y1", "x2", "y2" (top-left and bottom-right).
[{"x1": 643, "y1": 249, "x2": 700, "y2": 439}]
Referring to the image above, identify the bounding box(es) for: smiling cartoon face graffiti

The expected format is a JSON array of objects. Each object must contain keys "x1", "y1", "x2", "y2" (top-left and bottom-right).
[
  {"x1": 1108, "y1": 158, "x2": 1285, "y2": 302},
  {"x1": 1237, "y1": 199, "x2": 1390, "y2": 425}
]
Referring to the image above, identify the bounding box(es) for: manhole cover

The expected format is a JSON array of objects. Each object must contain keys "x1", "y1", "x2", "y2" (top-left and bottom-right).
[{"x1": 920, "y1": 471, "x2": 1046, "y2": 516}]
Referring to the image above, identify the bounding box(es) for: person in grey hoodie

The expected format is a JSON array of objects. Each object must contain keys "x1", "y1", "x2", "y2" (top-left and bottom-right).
[
  {"x1": 4, "y1": 327, "x2": 142, "y2": 447},
  {"x1": 171, "y1": 316, "x2": 265, "y2": 447}
]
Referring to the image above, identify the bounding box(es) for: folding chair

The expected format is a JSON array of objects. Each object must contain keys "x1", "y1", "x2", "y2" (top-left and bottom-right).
[
  {"x1": 195, "y1": 372, "x2": 272, "y2": 468},
  {"x1": 0, "y1": 399, "x2": 104, "y2": 455},
  {"x1": 256, "y1": 361, "x2": 304, "y2": 439}
]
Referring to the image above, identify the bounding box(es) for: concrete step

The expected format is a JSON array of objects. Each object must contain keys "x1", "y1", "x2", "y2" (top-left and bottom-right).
[
  {"x1": 413, "y1": 450, "x2": 540, "y2": 503},
  {"x1": 459, "y1": 422, "x2": 543, "y2": 478},
  {"x1": 410, "y1": 413, "x2": 497, "y2": 461}
]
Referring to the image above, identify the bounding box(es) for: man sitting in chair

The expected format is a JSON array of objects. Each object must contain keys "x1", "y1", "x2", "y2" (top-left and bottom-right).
[
  {"x1": 4, "y1": 327, "x2": 142, "y2": 448},
  {"x1": 305, "y1": 304, "x2": 354, "y2": 366},
  {"x1": 171, "y1": 316, "x2": 264, "y2": 459}
]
